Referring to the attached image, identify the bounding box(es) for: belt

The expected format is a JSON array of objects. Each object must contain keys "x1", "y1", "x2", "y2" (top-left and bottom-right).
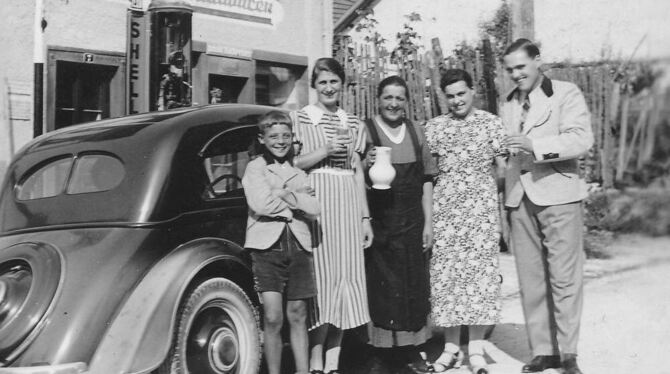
[{"x1": 266, "y1": 216, "x2": 292, "y2": 223}]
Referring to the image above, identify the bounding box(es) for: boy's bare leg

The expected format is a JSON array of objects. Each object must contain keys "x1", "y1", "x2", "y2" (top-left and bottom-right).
[
  {"x1": 261, "y1": 292, "x2": 284, "y2": 374},
  {"x1": 287, "y1": 299, "x2": 309, "y2": 374}
]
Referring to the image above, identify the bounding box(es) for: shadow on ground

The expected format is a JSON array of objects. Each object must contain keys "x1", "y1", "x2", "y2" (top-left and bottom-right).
[
  {"x1": 487, "y1": 323, "x2": 531, "y2": 364},
  {"x1": 267, "y1": 323, "x2": 531, "y2": 373}
]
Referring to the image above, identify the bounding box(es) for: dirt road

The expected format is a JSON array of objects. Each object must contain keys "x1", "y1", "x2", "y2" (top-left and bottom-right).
[
  {"x1": 296, "y1": 235, "x2": 670, "y2": 374},
  {"x1": 487, "y1": 234, "x2": 670, "y2": 374}
]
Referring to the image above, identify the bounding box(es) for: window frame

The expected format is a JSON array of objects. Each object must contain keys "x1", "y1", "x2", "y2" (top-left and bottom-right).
[{"x1": 199, "y1": 124, "x2": 260, "y2": 201}]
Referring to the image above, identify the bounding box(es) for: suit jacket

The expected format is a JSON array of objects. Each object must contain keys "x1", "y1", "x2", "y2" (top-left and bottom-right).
[
  {"x1": 242, "y1": 156, "x2": 320, "y2": 251},
  {"x1": 501, "y1": 78, "x2": 594, "y2": 207}
]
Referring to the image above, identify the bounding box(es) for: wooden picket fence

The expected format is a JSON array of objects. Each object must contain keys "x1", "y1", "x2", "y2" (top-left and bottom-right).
[
  {"x1": 334, "y1": 36, "x2": 498, "y2": 125},
  {"x1": 541, "y1": 64, "x2": 617, "y2": 187},
  {"x1": 334, "y1": 35, "x2": 666, "y2": 188}
]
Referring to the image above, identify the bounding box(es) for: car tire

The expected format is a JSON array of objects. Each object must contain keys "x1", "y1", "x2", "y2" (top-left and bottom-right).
[{"x1": 158, "y1": 277, "x2": 261, "y2": 374}]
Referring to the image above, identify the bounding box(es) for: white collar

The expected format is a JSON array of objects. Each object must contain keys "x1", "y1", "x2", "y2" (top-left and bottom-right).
[
  {"x1": 376, "y1": 117, "x2": 406, "y2": 144},
  {"x1": 304, "y1": 104, "x2": 348, "y2": 127}
]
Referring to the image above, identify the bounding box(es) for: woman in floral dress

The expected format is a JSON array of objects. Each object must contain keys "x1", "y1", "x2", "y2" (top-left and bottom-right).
[{"x1": 424, "y1": 69, "x2": 507, "y2": 374}]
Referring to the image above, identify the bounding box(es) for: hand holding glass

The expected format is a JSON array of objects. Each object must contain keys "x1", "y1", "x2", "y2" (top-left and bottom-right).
[{"x1": 333, "y1": 127, "x2": 351, "y2": 154}]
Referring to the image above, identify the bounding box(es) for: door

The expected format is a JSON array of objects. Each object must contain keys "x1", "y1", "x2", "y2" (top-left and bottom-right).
[
  {"x1": 46, "y1": 47, "x2": 126, "y2": 132},
  {"x1": 55, "y1": 61, "x2": 117, "y2": 129}
]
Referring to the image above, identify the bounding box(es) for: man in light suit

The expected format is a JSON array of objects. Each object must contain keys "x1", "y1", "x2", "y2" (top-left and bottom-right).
[{"x1": 501, "y1": 39, "x2": 593, "y2": 374}]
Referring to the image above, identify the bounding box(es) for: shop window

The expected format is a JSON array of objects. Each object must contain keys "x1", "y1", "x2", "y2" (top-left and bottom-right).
[
  {"x1": 255, "y1": 62, "x2": 305, "y2": 108},
  {"x1": 55, "y1": 61, "x2": 116, "y2": 129},
  {"x1": 151, "y1": 10, "x2": 192, "y2": 111},
  {"x1": 17, "y1": 157, "x2": 73, "y2": 200},
  {"x1": 209, "y1": 74, "x2": 248, "y2": 104}
]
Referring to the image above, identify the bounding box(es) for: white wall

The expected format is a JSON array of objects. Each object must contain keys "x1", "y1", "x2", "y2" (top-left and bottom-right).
[{"x1": 0, "y1": 0, "x2": 333, "y2": 178}]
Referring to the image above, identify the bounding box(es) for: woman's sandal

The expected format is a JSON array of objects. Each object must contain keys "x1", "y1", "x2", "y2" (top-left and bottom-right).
[
  {"x1": 469, "y1": 354, "x2": 489, "y2": 374},
  {"x1": 429, "y1": 349, "x2": 464, "y2": 373},
  {"x1": 406, "y1": 360, "x2": 435, "y2": 374}
]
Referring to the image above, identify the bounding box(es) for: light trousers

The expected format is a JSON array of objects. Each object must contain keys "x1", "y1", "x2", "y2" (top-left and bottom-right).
[{"x1": 509, "y1": 196, "x2": 584, "y2": 356}]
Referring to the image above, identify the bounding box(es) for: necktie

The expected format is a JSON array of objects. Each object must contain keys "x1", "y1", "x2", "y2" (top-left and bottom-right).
[{"x1": 519, "y1": 96, "x2": 530, "y2": 133}]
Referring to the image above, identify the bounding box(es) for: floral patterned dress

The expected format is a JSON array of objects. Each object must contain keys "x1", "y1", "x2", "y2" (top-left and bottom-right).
[{"x1": 424, "y1": 109, "x2": 505, "y2": 327}]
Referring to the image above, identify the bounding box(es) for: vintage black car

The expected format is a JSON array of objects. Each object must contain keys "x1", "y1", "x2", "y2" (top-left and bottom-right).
[{"x1": 0, "y1": 105, "x2": 278, "y2": 373}]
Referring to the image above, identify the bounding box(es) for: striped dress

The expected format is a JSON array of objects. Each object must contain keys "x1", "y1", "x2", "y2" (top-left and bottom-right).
[{"x1": 292, "y1": 104, "x2": 370, "y2": 330}]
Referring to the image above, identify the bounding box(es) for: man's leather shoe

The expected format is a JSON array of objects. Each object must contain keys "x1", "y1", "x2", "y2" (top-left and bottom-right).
[
  {"x1": 562, "y1": 356, "x2": 584, "y2": 374},
  {"x1": 521, "y1": 355, "x2": 561, "y2": 373}
]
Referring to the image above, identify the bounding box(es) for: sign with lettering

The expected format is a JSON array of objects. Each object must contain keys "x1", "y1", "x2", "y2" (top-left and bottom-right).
[
  {"x1": 191, "y1": 0, "x2": 284, "y2": 26},
  {"x1": 126, "y1": 11, "x2": 149, "y2": 114}
]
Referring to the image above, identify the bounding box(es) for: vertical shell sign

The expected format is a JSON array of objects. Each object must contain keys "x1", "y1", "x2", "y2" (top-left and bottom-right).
[
  {"x1": 126, "y1": 10, "x2": 150, "y2": 114},
  {"x1": 191, "y1": 0, "x2": 284, "y2": 26}
]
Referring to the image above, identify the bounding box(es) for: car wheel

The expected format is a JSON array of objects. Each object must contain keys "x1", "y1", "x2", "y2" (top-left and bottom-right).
[{"x1": 158, "y1": 278, "x2": 261, "y2": 374}]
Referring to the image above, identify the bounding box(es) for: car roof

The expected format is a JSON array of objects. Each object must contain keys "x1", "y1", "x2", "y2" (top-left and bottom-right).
[
  {"x1": 20, "y1": 104, "x2": 273, "y2": 155},
  {"x1": 0, "y1": 104, "x2": 281, "y2": 234}
]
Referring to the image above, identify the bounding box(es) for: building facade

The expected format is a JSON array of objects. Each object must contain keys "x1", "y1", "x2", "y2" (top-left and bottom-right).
[{"x1": 0, "y1": 0, "x2": 335, "y2": 177}]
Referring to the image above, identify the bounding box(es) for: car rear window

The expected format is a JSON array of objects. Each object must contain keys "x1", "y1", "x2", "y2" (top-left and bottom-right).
[
  {"x1": 67, "y1": 155, "x2": 125, "y2": 194},
  {"x1": 16, "y1": 154, "x2": 125, "y2": 201},
  {"x1": 16, "y1": 158, "x2": 73, "y2": 200}
]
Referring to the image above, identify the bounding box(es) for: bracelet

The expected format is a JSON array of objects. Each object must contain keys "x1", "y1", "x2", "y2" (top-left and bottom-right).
[{"x1": 362, "y1": 216, "x2": 371, "y2": 221}]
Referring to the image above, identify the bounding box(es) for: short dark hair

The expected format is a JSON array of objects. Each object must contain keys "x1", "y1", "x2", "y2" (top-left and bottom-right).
[
  {"x1": 503, "y1": 38, "x2": 541, "y2": 58},
  {"x1": 440, "y1": 69, "x2": 473, "y2": 91},
  {"x1": 310, "y1": 58, "x2": 346, "y2": 88},
  {"x1": 257, "y1": 110, "x2": 292, "y2": 134},
  {"x1": 377, "y1": 75, "x2": 409, "y2": 99}
]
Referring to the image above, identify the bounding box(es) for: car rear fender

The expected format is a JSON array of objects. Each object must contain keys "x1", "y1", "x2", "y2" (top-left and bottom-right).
[{"x1": 86, "y1": 237, "x2": 253, "y2": 374}]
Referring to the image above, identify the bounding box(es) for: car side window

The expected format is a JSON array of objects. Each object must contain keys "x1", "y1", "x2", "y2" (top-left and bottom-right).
[
  {"x1": 202, "y1": 125, "x2": 260, "y2": 199},
  {"x1": 67, "y1": 154, "x2": 125, "y2": 194},
  {"x1": 17, "y1": 157, "x2": 73, "y2": 200}
]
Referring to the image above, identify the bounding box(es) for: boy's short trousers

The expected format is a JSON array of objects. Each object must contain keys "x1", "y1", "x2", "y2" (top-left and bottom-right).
[{"x1": 249, "y1": 226, "x2": 317, "y2": 300}]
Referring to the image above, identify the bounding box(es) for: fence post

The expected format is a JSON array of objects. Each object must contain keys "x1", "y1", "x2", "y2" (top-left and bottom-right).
[
  {"x1": 615, "y1": 90, "x2": 630, "y2": 182},
  {"x1": 481, "y1": 38, "x2": 498, "y2": 114},
  {"x1": 430, "y1": 38, "x2": 448, "y2": 114}
]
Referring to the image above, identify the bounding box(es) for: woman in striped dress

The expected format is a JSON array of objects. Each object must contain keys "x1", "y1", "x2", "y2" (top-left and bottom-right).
[{"x1": 292, "y1": 57, "x2": 373, "y2": 374}]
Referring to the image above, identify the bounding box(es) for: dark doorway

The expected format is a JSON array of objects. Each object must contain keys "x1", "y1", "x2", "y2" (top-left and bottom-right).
[
  {"x1": 55, "y1": 61, "x2": 117, "y2": 129},
  {"x1": 208, "y1": 74, "x2": 247, "y2": 104}
]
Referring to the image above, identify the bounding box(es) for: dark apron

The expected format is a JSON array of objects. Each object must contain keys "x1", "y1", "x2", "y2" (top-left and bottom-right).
[{"x1": 365, "y1": 118, "x2": 430, "y2": 332}]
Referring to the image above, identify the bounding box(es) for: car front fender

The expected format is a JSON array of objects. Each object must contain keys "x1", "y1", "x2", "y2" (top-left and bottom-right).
[{"x1": 86, "y1": 237, "x2": 252, "y2": 374}]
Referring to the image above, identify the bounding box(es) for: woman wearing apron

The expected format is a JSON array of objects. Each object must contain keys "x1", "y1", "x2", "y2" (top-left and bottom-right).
[{"x1": 363, "y1": 76, "x2": 438, "y2": 373}]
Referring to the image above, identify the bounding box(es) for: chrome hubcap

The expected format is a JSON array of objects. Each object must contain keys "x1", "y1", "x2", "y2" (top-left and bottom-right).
[
  {"x1": 186, "y1": 301, "x2": 242, "y2": 374},
  {"x1": 209, "y1": 327, "x2": 239, "y2": 372}
]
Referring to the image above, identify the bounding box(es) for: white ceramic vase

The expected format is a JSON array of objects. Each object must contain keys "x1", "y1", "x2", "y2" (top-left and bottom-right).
[{"x1": 368, "y1": 146, "x2": 395, "y2": 190}]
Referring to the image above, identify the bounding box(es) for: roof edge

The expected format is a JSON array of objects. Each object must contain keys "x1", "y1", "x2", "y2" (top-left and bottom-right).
[{"x1": 334, "y1": 0, "x2": 381, "y2": 34}]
